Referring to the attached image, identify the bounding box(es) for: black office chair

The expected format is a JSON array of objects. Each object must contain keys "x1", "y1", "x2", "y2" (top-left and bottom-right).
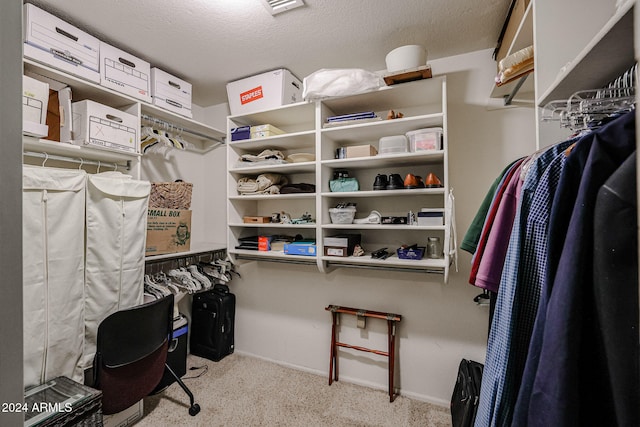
[{"x1": 93, "y1": 294, "x2": 201, "y2": 416}]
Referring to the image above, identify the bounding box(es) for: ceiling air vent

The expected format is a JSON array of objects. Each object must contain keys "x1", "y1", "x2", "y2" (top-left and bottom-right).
[{"x1": 260, "y1": 0, "x2": 305, "y2": 15}]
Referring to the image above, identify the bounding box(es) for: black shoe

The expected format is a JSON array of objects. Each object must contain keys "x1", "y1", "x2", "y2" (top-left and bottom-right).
[
  {"x1": 373, "y1": 174, "x2": 388, "y2": 190},
  {"x1": 386, "y1": 173, "x2": 405, "y2": 190}
]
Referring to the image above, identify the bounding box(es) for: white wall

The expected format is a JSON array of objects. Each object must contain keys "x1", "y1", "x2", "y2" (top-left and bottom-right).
[
  {"x1": 162, "y1": 48, "x2": 536, "y2": 405},
  {"x1": 140, "y1": 103, "x2": 228, "y2": 248}
]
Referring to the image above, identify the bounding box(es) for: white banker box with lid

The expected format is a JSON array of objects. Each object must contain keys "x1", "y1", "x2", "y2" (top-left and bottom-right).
[
  {"x1": 23, "y1": 3, "x2": 101, "y2": 83},
  {"x1": 151, "y1": 68, "x2": 193, "y2": 118},
  {"x1": 71, "y1": 100, "x2": 138, "y2": 153},
  {"x1": 22, "y1": 75, "x2": 49, "y2": 137},
  {"x1": 100, "y1": 42, "x2": 152, "y2": 103},
  {"x1": 226, "y1": 69, "x2": 302, "y2": 116}
]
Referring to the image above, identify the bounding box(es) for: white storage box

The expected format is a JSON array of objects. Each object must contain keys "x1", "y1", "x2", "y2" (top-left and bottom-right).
[
  {"x1": 329, "y1": 206, "x2": 356, "y2": 224},
  {"x1": 379, "y1": 135, "x2": 408, "y2": 155},
  {"x1": 23, "y1": 75, "x2": 49, "y2": 128},
  {"x1": 250, "y1": 124, "x2": 285, "y2": 138},
  {"x1": 417, "y1": 208, "x2": 444, "y2": 226},
  {"x1": 103, "y1": 400, "x2": 143, "y2": 427},
  {"x1": 227, "y1": 69, "x2": 302, "y2": 116},
  {"x1": 151, "y1": 68, "x2": 193, "y2": 118},
  {"x1": 71, "y1": 100, "x2": 138, "y2": 153},
  {"x1": 100, "y1": 42, "x2": 151, "y2": 102},
  {"x1": 23, "y1": 3, "x2": 101, "y2": 83},
  {"x1": 407, "y1": 127, "x2": 443, "y2": 152}
]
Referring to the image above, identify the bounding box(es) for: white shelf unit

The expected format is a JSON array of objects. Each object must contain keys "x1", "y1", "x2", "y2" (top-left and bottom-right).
[
  {"x1": 490, "y1": 0, "x2": 535, "y2": 104},
  {"x1": 22, "y1": 56, "x2": 227, "y2": 259},
  {"x1": 533, "y1": 0, "x2": 636, "y2": 150},
  {"x1": 536, "y1": 0, "x2": 635, "y2": 106},
  {"x1": 22, "y1": 58, "x2": 226, "y2": 165},
  {"x1": 226, "y1": 101, "x2": 318, "y2": 265},
  {"x1": 226, "y1": 76, "x2": 454, "y2": 281}
]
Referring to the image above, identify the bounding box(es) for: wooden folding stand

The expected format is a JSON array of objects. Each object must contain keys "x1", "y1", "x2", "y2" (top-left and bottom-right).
[{"x1": 325, "y1": 305, "x2": 402, "y2": 402}]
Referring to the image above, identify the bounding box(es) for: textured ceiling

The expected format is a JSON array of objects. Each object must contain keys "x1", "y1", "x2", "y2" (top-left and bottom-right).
[{"x1": 26, "y1": 0, "x2": 510, "y2": 107}]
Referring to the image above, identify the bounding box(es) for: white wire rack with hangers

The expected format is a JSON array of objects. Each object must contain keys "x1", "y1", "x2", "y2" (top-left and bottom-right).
[
  {"x1": 140, "y1": 113, "x2": 225, "y2": 155},
  {"x1": 541, "y1": 63, "x2": 637, "y2": 131},
  {"x1": 144, "y1": 248, "x2": 238, "y2": 299},
  {"x1": 23, "y1": 150, "x2": 130, "y2": 171}
]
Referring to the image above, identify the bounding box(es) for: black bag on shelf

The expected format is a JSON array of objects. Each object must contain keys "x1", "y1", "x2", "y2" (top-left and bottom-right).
[
  {"x1": 190, "y1": 288, "x2": 235, "y2": 362},
  {"x1": 451, "y1": 358, "x2": 484, "y2": 427}
]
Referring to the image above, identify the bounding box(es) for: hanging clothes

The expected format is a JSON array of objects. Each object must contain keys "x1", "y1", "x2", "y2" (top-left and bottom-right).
[
  {"x1": 461, "y1": 158, "x2": 522, "y2": 255},
  {"x1": 22, "y1": 166, "x2": 87, "y2": 387},
  {"x1": 468, "y1": 110, "x2": 638, "y2": 427},
  {"x1": 524, "y1": 110, "x2": 636, "y2": 427},
  {"x1": 591, "y1": 152, "x2": 638, "y2": 426},
  {"x1": 475, "y1": 137, "x2": 574, "y2": 427},
  {"x1": 81, "y1": 172, "x2": 151, "y2": 369},
  {"x1": 468, "y1": 157, "x2": 526, "y2": 290}
]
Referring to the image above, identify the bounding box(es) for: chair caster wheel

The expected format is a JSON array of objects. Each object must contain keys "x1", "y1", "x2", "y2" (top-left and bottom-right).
[{"x1": 189, "y1": 404, "x2": 201, "y2": 416}]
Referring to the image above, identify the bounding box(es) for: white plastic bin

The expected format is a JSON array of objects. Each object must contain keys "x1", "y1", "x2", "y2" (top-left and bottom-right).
[
  {"x1": 329, "y1": 207, "x2": 356, "y2": 224},
  {"x1": 406, "y1": 127, "x2": 442, "y2": 152}
]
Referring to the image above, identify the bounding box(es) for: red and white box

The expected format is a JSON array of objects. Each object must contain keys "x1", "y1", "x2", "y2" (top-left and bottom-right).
[
  {"x1": 100, "y1": 42, "x2": 151, "y2": 102},
  {"x1": 151, "y1": 68, "x2": 193, "y2": 118},
  {"x1": 226, "y1": 69, "x2": 302, "y2": 116}
]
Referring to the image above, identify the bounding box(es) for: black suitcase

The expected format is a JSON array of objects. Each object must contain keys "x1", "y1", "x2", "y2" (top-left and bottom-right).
[
  {"x1": 451, "y1": 359, "x2": 484, "y2": 427},
  {"x1": 190, "y1": 289, "x2": 235, "y2": 362}
]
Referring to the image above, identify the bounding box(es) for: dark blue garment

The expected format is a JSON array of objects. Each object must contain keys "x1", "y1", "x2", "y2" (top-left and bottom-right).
[
  {"x1": 592, "y1": 152, "x2": 639, "y2": 426},
  {"x1": 528, "y1": 110, "x2": 636, "y2": 426}
]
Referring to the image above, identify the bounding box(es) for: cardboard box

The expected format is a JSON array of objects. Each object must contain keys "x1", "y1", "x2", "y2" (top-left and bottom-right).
[
  {"x1": 23, "y1": 4, "x2": 101, "y2": 83},
  {"x1": 284, "y1": 241, "x2": 316, "y2": 256},
  {"x1": 250, "y1": 123, "x2": 285, "y2": 138},
  {"x1": 258, "y1": 236, "x2": 271, "y2": 251},
  {"x1": 231, "y1": 126, "x2": 251, "y2": 141},
  {"x1": 145, "y1": 209, "x2": 192, "y2": 256},
  {"x1": 243, "y1": 216, "x2": 272, "y2": 223},
  {"x1": 103, "y1": 400, "x2": 143, "y2": 427},
  {"x1": 226, "y1": 69, "x2": 302, "y2": 116},
  {"x1": 25, "y1": 71, "x2": 74, "y2": 142},
  {"x1": 324, "y1": 234, "x2": 361, "y2": 256},
  {"x1": 71, "y1": 100, "x2": 138, "y2": 153},
  {"x1": 151, "y1": 67, "x2": 193, "y2": 118},
  {"x1": 23, "y1": 75, "x2": 49, "y2": 126},
  {"x1": 346, "y1": 145, "x2": 378, "y2": 158},
  {"x1": 100, "y1": 42, "x2": 152, "y2": 102},
  {"x1": 496, "y1": 0, "x2": 531, "y2": 65}
]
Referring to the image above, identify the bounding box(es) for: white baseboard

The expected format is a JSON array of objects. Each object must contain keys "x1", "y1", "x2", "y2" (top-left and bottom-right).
[{"x1": 234, "y1": 350, "x2": 449, "y2": 408}]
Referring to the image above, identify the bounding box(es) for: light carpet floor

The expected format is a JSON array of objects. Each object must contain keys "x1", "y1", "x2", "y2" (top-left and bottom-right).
[{"x1": 136, "y1": 353, "x2": 452, "y2": 427}]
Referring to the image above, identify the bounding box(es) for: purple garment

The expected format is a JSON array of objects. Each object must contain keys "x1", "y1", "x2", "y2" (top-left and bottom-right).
[{"x1": 473, "y1": 162, "x2": 524, "y2": 292}]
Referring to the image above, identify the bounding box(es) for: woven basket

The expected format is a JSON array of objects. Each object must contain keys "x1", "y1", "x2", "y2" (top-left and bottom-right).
[{"x1": 150, "y1": 181, "x2": 193, "y2": 210}]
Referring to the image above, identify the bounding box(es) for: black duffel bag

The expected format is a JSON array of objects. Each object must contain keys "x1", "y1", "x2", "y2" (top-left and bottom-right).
[{"x1": 451, "y1": 359, "x2": 484, "y2": 427}]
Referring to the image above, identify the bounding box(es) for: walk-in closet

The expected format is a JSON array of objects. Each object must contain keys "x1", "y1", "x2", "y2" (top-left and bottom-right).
[{"x1": 1, "y1": 0, "x2": 638, "y2": 426}]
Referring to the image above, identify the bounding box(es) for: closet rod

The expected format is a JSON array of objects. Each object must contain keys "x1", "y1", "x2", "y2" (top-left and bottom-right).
[
  {"x1": 141, "y1": 114, "x2": 225, "y2": 144},
  {"x1": 326, "y1": 261, "x2": 445, "y2": 275},
  {"x1": 23, "y1": 151, "x2": 130, "y2": 171},
  {"x1": 235, "y1": 254, "x2": 317, "y2": 266}
]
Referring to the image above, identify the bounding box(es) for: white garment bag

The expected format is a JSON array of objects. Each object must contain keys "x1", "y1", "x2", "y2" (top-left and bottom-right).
[
  {"x1": 23, "y1": 166, "x2": 87, "y2": 387},
  {"x1": 82, "y1": 172, "x2": 151, "y2": 369}
]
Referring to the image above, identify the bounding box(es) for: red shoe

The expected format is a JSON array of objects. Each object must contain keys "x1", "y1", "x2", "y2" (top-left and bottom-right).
[
  {"x1": 404, "y1": 173, "x2": 419, "y2": 189},
  {"x1": 424, "y1": 173, "x2": 443, "y2": 188}
]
